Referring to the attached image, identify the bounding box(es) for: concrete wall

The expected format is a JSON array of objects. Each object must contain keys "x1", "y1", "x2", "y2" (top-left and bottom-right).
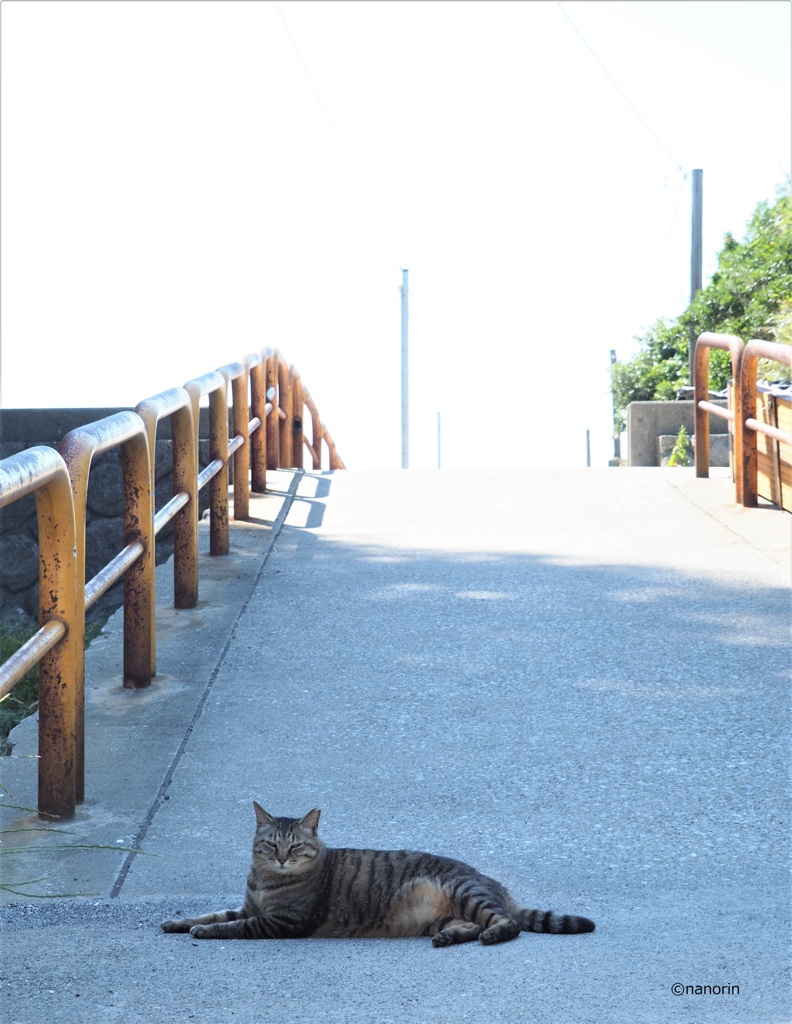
[
  {"x1": 0, "y1": 408, "x2": 212, "y2": 628},
  {"x1": 627, "y1": 399, "x2": 730, "y2": 467}
]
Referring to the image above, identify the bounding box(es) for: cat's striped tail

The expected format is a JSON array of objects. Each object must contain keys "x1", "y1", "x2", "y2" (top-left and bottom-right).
[{"x1": 516, "y1": 908, "x2": 595, "y2": 934}]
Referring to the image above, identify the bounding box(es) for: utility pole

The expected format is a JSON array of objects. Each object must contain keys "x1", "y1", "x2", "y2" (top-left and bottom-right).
[
  {"x1": 689, "y1": 168, "x2": 703, "y2": 383},
  {"x1": 400, "y1": 269, "x2": 409, "y2": 469}
]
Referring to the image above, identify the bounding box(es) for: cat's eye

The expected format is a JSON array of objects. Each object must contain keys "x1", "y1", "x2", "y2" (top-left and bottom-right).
[{"x1": 291, "y1": 844, "x2": 305, "y2": 853}]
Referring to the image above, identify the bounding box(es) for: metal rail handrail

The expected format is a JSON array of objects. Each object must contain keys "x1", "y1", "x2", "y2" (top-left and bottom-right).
[
  {"x1": 303, "y1": 387, "x2": 347, "y2": 470},
  {"x1": 58, "y1": 412, "x2": 155, "y2": 810},
  {"x1": 134, "y1": 387, "x2": 199, "y2": 612},
  {"x1": 0, "y1": 447, "x2": 78, "y2": 818},
  {"x1": 247, "y1": 352, "x2": 267, "y2": 494},
  {"x1": 0, "y1": 348, "x2": 343, "y2": 819},
  {"x1": 183, "y1": 369, "x2": 231, "y2": 557},
  {"x1": 693, "y1": 332, "x2": 745, "y2": 502},
  {"x1": 693, "y1": 332, "x2": 792, "y2": 509},
  {"x1": 217, "y1": 360, "x2": 255, "y2": 522},
  {"x1": 739, "y1": 339, "x2": 792, "y2": 507}
]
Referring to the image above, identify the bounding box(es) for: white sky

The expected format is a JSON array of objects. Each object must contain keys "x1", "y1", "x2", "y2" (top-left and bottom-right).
[{"x1": 1, "y1": 0, "x2": 790, "y2": 469}]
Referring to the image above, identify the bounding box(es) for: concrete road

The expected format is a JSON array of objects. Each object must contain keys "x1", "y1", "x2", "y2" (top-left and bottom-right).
[{"x1": 1, "y1": 468, "x2": 790, "y2": 1024}]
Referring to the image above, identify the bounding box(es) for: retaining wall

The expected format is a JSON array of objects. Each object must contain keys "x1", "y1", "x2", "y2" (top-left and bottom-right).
[
  {"x1": 627, "y1": 399, "x2": 730, "y2": 467},
  {"x1": 0, "y1": 409, "x2": 212, "y2": 628}
]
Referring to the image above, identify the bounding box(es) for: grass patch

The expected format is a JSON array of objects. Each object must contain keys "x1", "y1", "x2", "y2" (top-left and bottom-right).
[
  {"x1": 0, "y1": 620, "x2": 103, "y2": 756},
  {"x1": 0, "y1": 624, "x2": 39, "y2": 756}
]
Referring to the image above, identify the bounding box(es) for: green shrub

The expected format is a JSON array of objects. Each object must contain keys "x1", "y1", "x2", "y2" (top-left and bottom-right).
[
  {"x1": 0, "y1": 620, "x2": 102, "y2": 755},
  {"x1": 611, "y1": 183, "x2": 792, "y2": 432},
  {"x1": 667, "y1": 425, "x2": 692, "y2": 467},
  {"x1": 0, "y1": 625, "x2": 40, "y2": 756}
]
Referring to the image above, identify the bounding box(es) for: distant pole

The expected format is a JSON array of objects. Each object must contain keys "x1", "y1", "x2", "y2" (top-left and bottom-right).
[
  {"x1": 610, "y1": 349, "x2": 620, "y2": 462},
  {"x1": 586, "y1": 429, "x2": 591, "y2": 468},
  {"x1": 689, "y1": 168, "x2": 703, "y2": 383},
  {"x1": 400, "y1": 269, "x2": 409, "y2": 469},
  {"x1": 437, "y1": 412, "x2": 441, "y2": 470}
]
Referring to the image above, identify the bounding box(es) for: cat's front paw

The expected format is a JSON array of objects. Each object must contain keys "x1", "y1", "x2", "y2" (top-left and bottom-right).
[
  {"x1": 161, "y1": 919, "x2": 190, "y2": 933},
  {"x1": 431, "y1": 931, "x2": 453, "y2": 948},
  {"x1": 189, "y1": 924, "x2": 214, "y2": 939}
]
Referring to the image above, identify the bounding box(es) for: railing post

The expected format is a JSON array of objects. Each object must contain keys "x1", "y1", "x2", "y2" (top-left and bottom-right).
[
  {"x1": 693, "y1": 338, "x2": 711, "y2": 478},
  {"x1": 265, "y1": 350, "x2": 280, "y2": 470},
  {"x1": 233, "y1": 368, "x2": 250, "y2": 519},
  {"x1": 0, "y1": 449, "x2": 78, "y2": 818},
  {"x1": 170, "y1": 401, "x2": 199, "y2": 609},
  {"x1": 121, "y1": 429, "x2": 155, "y2": 688},
  {"x1": 60, "y1": 414, "x2": 155, "y2": 697},
  {"x1": 248, "y1": 354, "x2": 267, "y2": 493},
  {"x1": 740, "y1": 339, "x2": 792, "y2": 508},
  {"x1": 55, "y1": 437, "x2": 89, "y2": 803},
  {"x1": 278, "y1": 359, "x2": 294, "y2": 468},
  {"x1": 693, "y1": 333, "x2": 745, "y2": 503},
  {"x1": 185, "y1": 371, "x2": 231, "y2": 556},
  {"x1": 741, "y1": 343, "x2": 760, "y2": 507},
  {"x1": 219, "y1": 362, "x2": 250, "y2": 521},
  {"x1": 209, "y1": 384, "x2": 230, "y2": 554},
  {"x1": 292, "y1": 370, "x2": 305, "y2": 469},
  {"x1": 135, "y1": 388, "x2": 199, "y2": 611},
  {"x1": 32, "y1": 453, "x2": 78, "y2": 819}
]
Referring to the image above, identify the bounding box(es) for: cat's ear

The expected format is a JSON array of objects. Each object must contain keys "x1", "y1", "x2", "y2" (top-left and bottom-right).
[
  {"x1": 253, "y1": 801, "x2": 275, "y2": 825},
  {"x1": 300, "y1": 808, "x2": 321, "y2": 832}
]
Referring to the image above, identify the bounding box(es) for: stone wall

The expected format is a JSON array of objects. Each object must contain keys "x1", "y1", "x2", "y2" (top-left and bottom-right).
[
  {"x1": 0, "y1": 409, "x2": 212, "y2": 628},
  {"x1": 626, "y1": 399, "x2": 731, "y2": 467}
]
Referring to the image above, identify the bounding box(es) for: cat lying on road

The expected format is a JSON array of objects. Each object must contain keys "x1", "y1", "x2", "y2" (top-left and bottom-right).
[{"x1": 162, "y1": 804, "x2": 595, "y2": 947}]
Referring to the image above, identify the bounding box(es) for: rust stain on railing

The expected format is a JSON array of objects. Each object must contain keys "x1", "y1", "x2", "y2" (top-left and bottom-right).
[{"x1": 0, "y1": 348, "x2": 342, "y2": 819}]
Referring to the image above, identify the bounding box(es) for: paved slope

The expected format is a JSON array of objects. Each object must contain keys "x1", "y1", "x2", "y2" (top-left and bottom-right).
[{"x1": 1, "y1": 468, "x2": 789, "y2": 1024}]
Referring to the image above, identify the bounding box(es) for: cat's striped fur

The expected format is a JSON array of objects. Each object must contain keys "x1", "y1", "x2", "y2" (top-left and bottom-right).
[{"x1": 161, "y1": 804, "x2": 595, "y2": 946}]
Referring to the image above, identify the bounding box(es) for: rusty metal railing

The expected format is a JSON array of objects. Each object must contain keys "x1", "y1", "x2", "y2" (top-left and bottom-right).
[
  {"x1": 693, "y1": 333, "x2": 745, "y2": 501},
  {"x1": 0, "y1": 348, "x2": 342, "y2": 819},
  {"x1": 693, "y1": 332, "x2": 792, "y2": 509},
  {"x1": 0, "y1": 448, "x2": 79, "y2": 818},
  {"x1": 134, "y1": 387, "x2": 199, "y2": 612},
  {"x1": 58, "y1": 412, "x2": 155, "y2": 812},
  {"x1": 739, "y1": 339, "x2": 792, "y2": 508}
]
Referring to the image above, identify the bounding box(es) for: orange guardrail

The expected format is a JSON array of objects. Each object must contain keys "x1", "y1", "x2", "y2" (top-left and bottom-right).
[
  {"x1": 58, "y1": 411, "x2": 155, "y2": 809},
  {"x1": 0, "y1": 447, "x2": 78, "y2": 819},
  {"x1": 0, "y1": 348, "x2": 343, "y2": 819},
  {"x1": 694, "y1": 332, "x2": 792, "y2": 509},
  {"x1": 739, "y1": 339, "x2": 792, "y2": 508},
  {"x1": 693, "y1": 333, "x2": 745, "y2": 502}
]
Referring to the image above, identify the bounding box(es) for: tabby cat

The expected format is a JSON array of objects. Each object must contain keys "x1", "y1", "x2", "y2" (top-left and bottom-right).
[{"x1": 161, "y1": 804, "x2": 595, "y2": 946}]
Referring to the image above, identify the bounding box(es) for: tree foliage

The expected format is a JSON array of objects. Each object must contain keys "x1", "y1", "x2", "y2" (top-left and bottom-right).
[{"x1": 611, "y1": 183, "x2": 792, "y2": 431}]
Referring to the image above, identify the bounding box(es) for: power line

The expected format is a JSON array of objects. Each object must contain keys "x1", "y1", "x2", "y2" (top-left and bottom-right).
[
  {"x1": 273, "y1": 1, "x2": 372, "y2": 210},
  {"x1": 554, "y1": 1, "x2": 686, "y2": 174},
  {"x1": 655, "y1": 171, "x2": 689, "y2": 297}
]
